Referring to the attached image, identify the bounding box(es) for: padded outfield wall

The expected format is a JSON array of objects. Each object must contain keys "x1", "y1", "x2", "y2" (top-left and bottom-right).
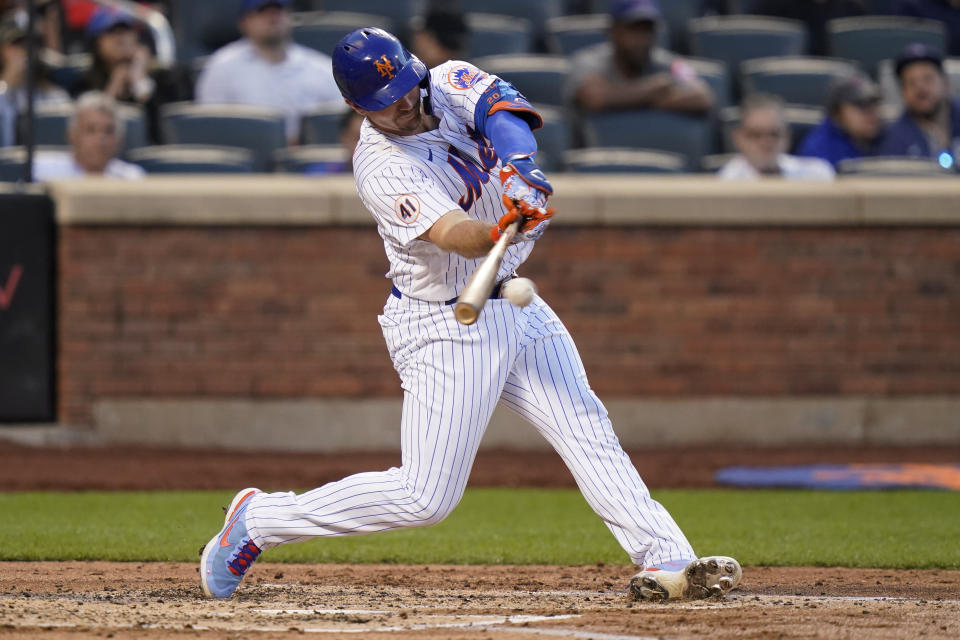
[{"x1": 24, "y1": 176, "x2": 960, "y2": 449}]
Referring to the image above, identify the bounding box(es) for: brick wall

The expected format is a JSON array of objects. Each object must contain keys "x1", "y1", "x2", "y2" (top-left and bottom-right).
[{"x1": 58, "y1": 225, "x2": 960, "y2": 426}]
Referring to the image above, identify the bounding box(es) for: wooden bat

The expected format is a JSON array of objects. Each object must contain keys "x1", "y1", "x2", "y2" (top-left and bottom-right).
[{"x1": 454, "y1": 220, "x2": 520, "y2": 326}]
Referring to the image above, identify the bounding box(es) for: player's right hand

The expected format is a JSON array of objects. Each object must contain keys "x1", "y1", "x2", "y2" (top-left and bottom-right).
[{"x1": 490, "y1": 199, "x2": 555, "y2": 244}]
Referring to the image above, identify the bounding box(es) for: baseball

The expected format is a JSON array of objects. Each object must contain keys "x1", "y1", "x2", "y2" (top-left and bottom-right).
[{"x1": 502, "y1": 277, "x2": 537, "y2": 307}]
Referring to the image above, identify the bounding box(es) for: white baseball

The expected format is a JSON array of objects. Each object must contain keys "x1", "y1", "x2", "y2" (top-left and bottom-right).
[{"x1": 502, "y1": 277, "x2": 537, "y2": 307}]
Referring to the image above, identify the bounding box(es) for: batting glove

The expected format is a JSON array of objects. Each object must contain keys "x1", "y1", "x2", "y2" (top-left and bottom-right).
[
  {"x1": 491, "y1": 199, "x2": 555, "y2": 244},
  {"x1": 499, "y1": 153, "x2": 553, "y2": 211}
]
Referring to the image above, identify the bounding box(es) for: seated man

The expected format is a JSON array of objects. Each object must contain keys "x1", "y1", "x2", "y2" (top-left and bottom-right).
[
  {"x1": 566, "y1": 0, "x2": 714, "y2": 119},
  {"x1": 797, "y1": 73, "x2": 884, "y2": 169},
  {"x1": 719, "y1": 93, "x2": 834, "y2": 180},
  {"x1": 878, "y1": 43, "x2": 960, "y2": 168},
  {"x1": 195, "y1": 0, "x2": 341, "y2": 145},
  {"x1": 33, "y1": 90, "x2": 144, "y2": 180},
  {"x1": 410, "y1": 4, "x2": 469, "y2": 69}
]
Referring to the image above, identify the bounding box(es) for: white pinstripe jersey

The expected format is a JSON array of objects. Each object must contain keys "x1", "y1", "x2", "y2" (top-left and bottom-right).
[{"x1": 352, "y1": 60, "x2": 534, "y2": 302}]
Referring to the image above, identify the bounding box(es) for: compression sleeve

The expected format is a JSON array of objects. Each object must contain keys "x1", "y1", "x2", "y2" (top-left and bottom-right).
[
  {"x1": 485, "y1": 110, "x2": 539, "y2": 165},
  {"x1": 474, "y1": 78, "x2": 543, "y2": 136}
]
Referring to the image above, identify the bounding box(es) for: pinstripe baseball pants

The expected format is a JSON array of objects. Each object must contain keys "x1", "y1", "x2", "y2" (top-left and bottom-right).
[{"x1": 244, "y1": 293, "x2": 695, "y2": 567}]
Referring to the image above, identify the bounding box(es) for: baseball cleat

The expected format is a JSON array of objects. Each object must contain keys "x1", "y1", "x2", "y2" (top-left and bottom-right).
[
  {"x1": 199, "y1": 487, "x2": 262, "y2": 598},
  {"x1": 629, "y1": 556, "x2": 742, "y2": 602}
]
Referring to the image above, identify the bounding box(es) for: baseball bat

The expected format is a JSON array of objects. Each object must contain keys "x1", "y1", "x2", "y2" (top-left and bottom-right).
[{"x1": 454, "y1": 220, "x2": 520, "y2": 326}]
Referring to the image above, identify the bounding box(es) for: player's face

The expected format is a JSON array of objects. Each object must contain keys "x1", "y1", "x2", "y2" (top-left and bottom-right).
[
  {"x1": 358, "y1": 85, "x2": 427, "y2": 136},
  {"x1": 900, "y1": 62, "x2": 948, "y2": 119},
  {"x1": 69, "y1": 108, "x2": 121, "y2": 174},
  {"x1": 734, "y1": 107, "x2": 789, "y2": 174}
]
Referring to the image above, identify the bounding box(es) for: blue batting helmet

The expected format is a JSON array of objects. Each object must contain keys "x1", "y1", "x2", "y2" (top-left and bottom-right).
[{"x1": 332, "y1": 28, "x2": 428, "y2": 111}]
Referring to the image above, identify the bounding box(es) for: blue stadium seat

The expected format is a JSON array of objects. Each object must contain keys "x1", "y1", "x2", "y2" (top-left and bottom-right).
[
  {"x1": 564, "y1": 147, "x2": 686, "y2": 173},
  {"x1": 0, "y1": 146, "x2": 70, "y2": 182},
  {"x1": 160, "y1": 103, "x2": 286, "y2": 171},
  {"x1": 827, "y1": 17, "x2": 947, "y2": 75},
  {"x1": 274, "y1": 145, "x2": 350, "y2": 174},
  {"x1": 532, "y1": 105, "x2": 572, "y2": 173},
  {"x1": 292, "y1": 12, "x2": 390, "y2": 57},
  {"x1": 46, "y1": 52, "x2": 92, "y2": 93},
  {"x1": 546, "y1": 13, "x2": 670, "y2": 56},
  {"x1": 473, "y1": 55, "x2": 571, "y2": 106},
  {"x1": 465, "y1": 0, "x2": 562, "y2": 48},
  {"x1": 657, "y1": 0, "x2": 708, "y2": 54},
  {"x1": 300, "y1": 102, "x2": 352, "y2": 146},
  {"x1": 680, "y1": 55, "x2": 732, "y2": 109},
  {"x1": 689, "y1": 16, "x2": 808, "y2": 76},
  {"x1": 741, "y1": 57, "x2": 859, "y2": 108},
  {"x1": 292, "y1": 0, "x2": 419, "y2": 42},
  {"x1": 126, "y1": 145, "x2": 255, "y2": 173},
  {"x1": 466, "y1": 14, "x2": 535, "y2": 58},
  {"x1": 701, "y1": 152, "x2": 735, "y2": 173},
  {"x1": 583, "y1": 110, "x2": 715, "y2": 170},
  {"x1": 169, "y1": 0, "x2": 244, "y2": 62},
  {"x1": 720, "y1": 104, "x2": 823, "y2": 153},
  {"x1": 837, "y1": 156, "x2": 955, "y2": 177},
  {"x1": 26, "y1": 103, "x2": 148, "y2": 154},
  {"x1": 546, "y1": 14, "x2": 610, "y2": 56}
]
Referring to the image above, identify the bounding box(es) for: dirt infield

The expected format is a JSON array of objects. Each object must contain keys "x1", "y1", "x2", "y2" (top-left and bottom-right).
[
  {"x1": 3, "y1": 443, "x2": 959, "y2": 638},
  {"x1": 2, "y1": 562, "x2": 958, "y2": 639}
]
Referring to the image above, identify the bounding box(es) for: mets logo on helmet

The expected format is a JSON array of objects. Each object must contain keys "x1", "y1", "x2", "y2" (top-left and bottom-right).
[
  {"x1": 448, "y1": 65, "x2": 487, "y2": 90},
  {"x1": 374, "y1": 55, "x2": 396, "y2": 79}
]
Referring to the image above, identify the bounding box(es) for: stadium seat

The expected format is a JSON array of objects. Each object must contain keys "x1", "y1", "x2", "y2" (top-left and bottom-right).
[
  {"x1": 546, "y1": 14, "x2": 611, "y2": 56},
  {"x1": 837, "y1": 156, "x2": 955, "y2": 177},
  {"x1": 169, "y1": 0, "x2": 243, "y2": 62},
  {"x1": 741, "y1": 57, "x2": 859, "y2": 108},
  {"x1": 827, "y1": 17, "x2": 947, "y2": 75},
  {"x1": 657, "y1": 0, "x2": 708, "y2": 54},
  {"x1": 160, "y1": 103, "x2": 286, "y2": 171},
  {"x1": 25, "y1": 103, "x2": 147, "y2": 154},
  {"x1": 688, "y1": 16, "x2": 808, "y2": 77},
  {"x1": 46, "y1": 52, "x2": 92, "y2": 94},
  {"x1": 531, "y1": 105, "x2": 571, "y2": 173},
  {"x1": 583, "y1": 110, "x2": 715, "y2": 170},
  {"x1": 292, "y1": 0, "x2": 419, "y2": 42},
  {"x1": 126, "y1": 145, "x2": 255, "y2": 173},
  {"x1": 472, "y1": 55, "x2": 571, "y2": 106},
  {"x1": 948, "y1": 59, "x2": 960, "y2": 98},
  {"x1": 720, "y1": 104, "x2": 824, "y2": 153},
  {"x1": 300, "y1": 102, "x2": 352, "y2": 146},
  {"x1": 546, "y1": 13, "x2": 669, "y2": 56},
  {"x1": 680, "y1": 56, "x2": 732, "y2": 109},
  {"x1": 564, "y1": 147, "x2": 686, "y2": 173},
  {"x1": 291, "y1": 12, "x2": 390, "y2": 57},
  {"x1": 463, "y1": 0, "x2": 562, "y2": 48},
  {"x1": 274, "y1": 145, "x2": 350, "y2": 174},
  {"x1": 465, "y1": 14, "x2": 534, "y2": 59},
  {"x1": 0, "y1": 146, "x2": 70, "y2": 182},
  {"x1": 701, "y1": 152, "x2": 735, "y2": 173}
]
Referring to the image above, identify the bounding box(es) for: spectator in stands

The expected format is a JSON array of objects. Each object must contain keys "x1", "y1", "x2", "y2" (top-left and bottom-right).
[
  {"x1": 719, "y1": 93, "x2": 835, "y2": 180},
  {"x1": 410, "y1": 5, "x2": 469, "y2": 69},
  {"x1": 751, "y1": 0, "x2": 867, "y2": 57},
  {"x1": 897, "y1": 0, "x2": 960, "y2": 56},
  {"x1": 1, "y1": 0, "x2": 62, "y2": 52},
  {"x1": 301, "y1": 110, "x2": 364, "y2": 175},
  {"x1": 566, "y1": 0, "x2": 715, "y2": 118},
  {"x1": 33, "y1": 90, "x2": 143, "y2": 179},
  {"x1": 878, "y1": 43, "x2": 960, "y2": 167},
  {"x1": 797, "y1": 72, "x2": 884, "y2": 169},
  {"x1": 0, "y1": 19, "x2": 70, "y2": 146},
  {"x1": 196, "y1": 0, "x2": 341, "y2": 145},
  {"x1": 72, "y1": 7, "x2": 180, "y2": 144}
]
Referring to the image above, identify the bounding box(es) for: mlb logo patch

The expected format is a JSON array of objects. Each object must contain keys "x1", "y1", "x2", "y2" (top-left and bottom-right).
[
  {"x1": 394, "y1": 195, "x2": 421, "y2": 224},
  {"x1": 448, "y1": 65, "x2": 487, "y2": 90}
]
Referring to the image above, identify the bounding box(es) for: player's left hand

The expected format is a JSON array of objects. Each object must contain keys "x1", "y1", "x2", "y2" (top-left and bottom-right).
[{"x1": 499, "y1": 153, "x2": 553, "y2": 211}]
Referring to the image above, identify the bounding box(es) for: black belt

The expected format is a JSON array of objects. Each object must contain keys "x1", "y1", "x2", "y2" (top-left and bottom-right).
[{"x1": 391, "y1": 280, "x2": 506, "y2": 306}]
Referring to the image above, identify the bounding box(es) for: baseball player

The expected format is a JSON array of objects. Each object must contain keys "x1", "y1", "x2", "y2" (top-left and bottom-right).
[{"x1": 200, "y1": 27, "x2": 741, "y2": 603}]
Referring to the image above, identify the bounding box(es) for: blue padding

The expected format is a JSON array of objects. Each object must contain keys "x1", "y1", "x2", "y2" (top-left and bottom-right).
[{"x1": 716, "y1": 464, "x2": 960, "y2": 490}]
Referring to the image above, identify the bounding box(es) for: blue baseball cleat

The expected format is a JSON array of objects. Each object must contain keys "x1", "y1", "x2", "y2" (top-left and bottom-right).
[{"x1": 200, "y1": 487, "x2": 262, "y2": 598}]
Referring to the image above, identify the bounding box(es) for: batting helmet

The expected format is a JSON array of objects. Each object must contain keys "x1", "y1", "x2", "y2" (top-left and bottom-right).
[{"x1": 332, "y1": 28, "x2": 428, "y2": 111}]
